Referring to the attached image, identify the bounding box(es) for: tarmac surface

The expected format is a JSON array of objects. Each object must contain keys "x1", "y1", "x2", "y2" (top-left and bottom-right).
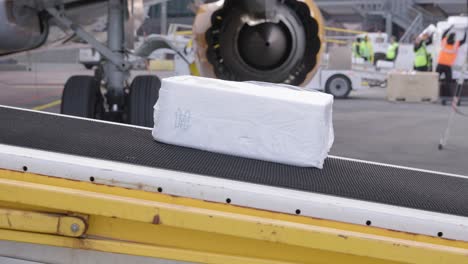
[{"x1": 1, "y1": 63, "x2": 468, "y2": 175}]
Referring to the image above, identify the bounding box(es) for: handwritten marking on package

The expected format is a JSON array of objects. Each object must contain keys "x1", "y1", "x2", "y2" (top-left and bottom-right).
[{"x1": 174, "y1": 108, "x2": 191, "y2": 130}]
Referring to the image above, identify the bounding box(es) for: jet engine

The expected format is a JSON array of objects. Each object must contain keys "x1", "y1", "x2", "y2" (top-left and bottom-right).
[
  {"x1": 193, "y1": 0, "x2": 324, "y2": 86},
  {"x1": 0, "y1": 0, "x2": 48, "y2": 55}
]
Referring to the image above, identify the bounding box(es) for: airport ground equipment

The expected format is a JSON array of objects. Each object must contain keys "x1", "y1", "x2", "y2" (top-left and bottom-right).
[
  {"x1": 1, "y1": 105, "x2": 468, "y2": 263},
  {"x1": 300, "y1": 66, "x2": 388, "y2": 98},
  {"x1": 294, "y1": 44, "x2": 388, "y2": 97}
]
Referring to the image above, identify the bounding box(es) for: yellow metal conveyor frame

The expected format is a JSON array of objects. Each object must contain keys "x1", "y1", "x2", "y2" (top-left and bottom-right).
[{"x1": 0, "y1": 168, "x2": 467, "y2": 264}]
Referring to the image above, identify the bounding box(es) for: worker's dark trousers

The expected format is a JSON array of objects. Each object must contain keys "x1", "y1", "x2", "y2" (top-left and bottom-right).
[
  {"x1": 436, "y1": 64, "x2": 453, "y2": 97},
  {"x1": 414, "y1": 65, "x2": 429, "y2": 72}
]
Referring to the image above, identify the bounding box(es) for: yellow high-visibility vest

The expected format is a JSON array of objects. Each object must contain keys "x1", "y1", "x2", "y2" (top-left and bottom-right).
[
  {"x1": 414, "y1": 43, "x2": 428, "y2": 68},
  {"x1": 386, "y1": 43, "x2": 399, "y2": 60},
  {"x1": 359, "y1": 41, "x2": 374, "y2": 62}
]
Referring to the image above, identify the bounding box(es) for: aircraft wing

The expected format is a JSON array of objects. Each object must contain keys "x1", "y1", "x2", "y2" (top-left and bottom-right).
[{"x1": 0, "y1": 0, "x2": 167, "y2": 55}]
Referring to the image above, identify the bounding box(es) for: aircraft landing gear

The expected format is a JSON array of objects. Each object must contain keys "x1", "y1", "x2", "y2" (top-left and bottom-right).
[
  {"x1": 46, "y1": 0, "x2": 159, "y2": 127},
  {"x1": 128, "y1": 75, "x2": 161, "y2": 127},
  {"x1": 61, "y1": 76, "x2": 103, "y2": 119}
]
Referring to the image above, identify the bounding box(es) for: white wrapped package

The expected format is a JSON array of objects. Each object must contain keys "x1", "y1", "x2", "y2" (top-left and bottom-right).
[{"x1": 152, "y1": 76, "x2": 334, "y2": 168}]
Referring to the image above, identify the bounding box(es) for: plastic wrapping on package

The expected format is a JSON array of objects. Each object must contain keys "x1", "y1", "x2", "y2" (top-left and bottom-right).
[{"x1": 152, "y1": 76, "x2": 334, "y2": 168}]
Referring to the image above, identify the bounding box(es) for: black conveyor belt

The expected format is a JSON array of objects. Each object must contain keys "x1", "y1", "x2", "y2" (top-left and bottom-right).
[{"x1": 1, "y1": 106, "x2": 468, "y2": 217}]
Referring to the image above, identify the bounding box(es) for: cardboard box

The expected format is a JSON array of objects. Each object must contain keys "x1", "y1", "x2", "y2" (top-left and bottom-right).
[{"x1": 387, "y1": 71, "x2": 439, "y2": 102}]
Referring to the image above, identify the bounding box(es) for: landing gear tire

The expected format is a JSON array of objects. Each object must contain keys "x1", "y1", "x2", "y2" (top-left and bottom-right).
[
  {"x1": 61, "y1": 75, "x2": 103, "y2": 118},
  {"x1": 128, "y1": 75, "x2": 161, "y2": 127},
  {"x1": 325, "y1": 74, "x2": 352, "y2": 99}
]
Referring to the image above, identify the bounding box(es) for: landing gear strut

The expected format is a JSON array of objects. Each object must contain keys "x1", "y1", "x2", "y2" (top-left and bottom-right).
[{"x1": 46, "y1": 0, "x2": 160, "y2": 127}]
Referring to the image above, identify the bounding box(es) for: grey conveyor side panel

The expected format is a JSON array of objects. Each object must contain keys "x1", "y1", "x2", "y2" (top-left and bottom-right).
[{"x1": 0, "y1": 106, "x2": 467, "y2": 217}]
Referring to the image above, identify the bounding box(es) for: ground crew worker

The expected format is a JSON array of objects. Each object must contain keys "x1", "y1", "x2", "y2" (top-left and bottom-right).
[
  {"x1": 359, "y1": 35, "x2": 374, "y2": 63},
  {"x1": 427, "y1": 52, "x2": 433, "y2": 71},
  {"x1": 385, "y1": 36, "x2": 399, "y2": 61},
  {"x1": 413, "y1": 33, "x2": 432, "y2": 71},
  {"x1": 352, "y1": 37, "x2": 362, "y2": 59},
  {"x1": 436, "y1": 25, "x2": 467, "y2": 96}
]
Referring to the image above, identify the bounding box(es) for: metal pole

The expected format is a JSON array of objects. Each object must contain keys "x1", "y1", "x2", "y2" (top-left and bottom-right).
[
  {"x1": 438, "y1": 73, "x2": 466, "y2": 150},
  {"x1": 385, "y1": 13, "x2": 392, "y2": 39},
  {"x1": 107, "y1": 0, "x2": 127, "y2": 109},
  {"x1": 160, "y1": 1, "x2": 167, "y2": 35}
]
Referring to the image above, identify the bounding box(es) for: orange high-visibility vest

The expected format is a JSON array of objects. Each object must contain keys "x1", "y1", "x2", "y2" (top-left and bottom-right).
[{"x1": 438, "y1": 38, "x2": 460, "y2": 66}]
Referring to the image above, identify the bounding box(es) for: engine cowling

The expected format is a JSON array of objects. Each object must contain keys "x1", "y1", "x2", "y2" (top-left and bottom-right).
[
  {"x1": 0, "y1": 0, "x2": 48, "y2": 55},
  {"x1": 193, "y1": 0, "x2": 324, "y2": 86}
]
